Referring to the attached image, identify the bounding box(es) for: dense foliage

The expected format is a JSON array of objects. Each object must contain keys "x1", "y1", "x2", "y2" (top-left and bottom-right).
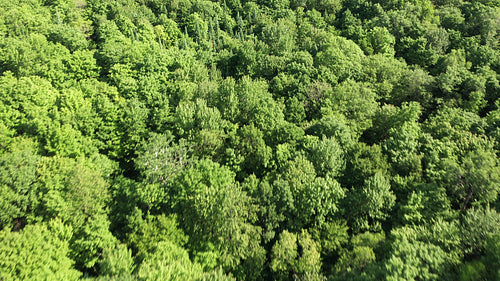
[{"x1": 1, "y1": 0, "x2": 499, "y2": 280}]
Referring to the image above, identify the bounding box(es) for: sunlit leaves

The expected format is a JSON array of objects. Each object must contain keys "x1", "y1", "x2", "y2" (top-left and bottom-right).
[
  {"x1": 315, "y1": 36, "x2": 365, "y2": 82},
  {"x1": 0, "y1": 0, "x2": 499, "y2": 279},
  {"x1": 271, "y1": 230, "x2": 324, "y2": 281},
  {"x1": 0, "y1": 221, "x2": 81, "y2": 281},
  {"x1": 0, "y1": 139, "x2": 40, "y2": 229},
  {"x1": 137, "y1": 240, "x2": 204, "y2": 281},
  {"x1": 171, "y1": 159, "x2": 264, "y2": 273}
]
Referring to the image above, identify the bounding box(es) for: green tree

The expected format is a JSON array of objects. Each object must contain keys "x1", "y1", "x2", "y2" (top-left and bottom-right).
[
  {"x1": 36, "y1": 156, "x2": 116, "y2": 270},
  {"x1": 171, "y1": 159, "x2": 265, "y2": 276},
  {"x1": 138, "y1": 240, "x2": 204, "y2": 281},
  {"x1": 385, "y1": 238, "x2": 449, "y2": 281},
  {"x1": 234, "y1": 77, "x2": 285, "y2": 135},
  {"x1": 36, "y1": 156, "x2": 110, "y2": 230},
  {"x1": 384, "y1": 221, "x2": 463, "y2": 281},
  {"x1": 460, "y1": 206, "x2": 500, "y2": 256},
  {"x1": 334, "y1": 232, "x2": 385, "y2": 278},
  {"x1": 99, "y1": 244, "x2": 135, "y2": 278},
  {"x1": 315, "y1": 36, "x2": 365, "y2": 82},
  {"x1": 362, "y1": 27, "x2": 396, "y2": 56},
  {"x1": 442, "y1": 149, "x2": 500, "y2": 210},
  {"x1": 71, "y1": 213, "x2": 118, "y2": 270},
  {"x1": 232, "y1": 124, "x2": 272, "y2": 177},
  {"x1": 270, "y1": 229, "x2": 325, "y2": 281},
  {"x1": 346, "y1": 172, "x2": 396, "y2": 233},
  {"x1": 275, "y1": 155, "x2": 345, "y2": 230},
  {"x1": 261, "y1": 18, "x2": 296, "y2": 55},
  {"x1": 173, "y1": 99, "x2": 228, "y2": 158},
  {"x1": 341, "y1": 142, "x2": 389, "y2": 190},
  {"x1": 307, "y1": 135, "x2": 344, "y2": 178},
  {"x1": 484, "y1": 233, "x2": 500, "y2": 280},
  {"x1": 323, "y1": 80, "x2": 378, "y2": 135},
  {"x1": 127, "y1": 213, "x2": 188, "y2": 262},
  {"x1": 118, "y1": 97, "x2": 149, "y2": 166},
  {"x1": 382, "y1": 119, "x2": 423, "y2": 177},
  {"x1": 306, "y1": 114, "x2": 355, "y2": 147},
  {"x1": 0, "y1": 138, "x2": 40, "y2": 229},
  {"x1": 0, "y1": 221, "x2": 81, "y2": 281}
]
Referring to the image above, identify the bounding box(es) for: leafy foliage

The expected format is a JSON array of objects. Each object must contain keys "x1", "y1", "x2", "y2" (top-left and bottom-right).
[
  {"x1": 0, "y1": 0, "x2": 499, "y2": 279},
  {"x1": 0, "y1": 221, "x2": 81, "y2": 281}
]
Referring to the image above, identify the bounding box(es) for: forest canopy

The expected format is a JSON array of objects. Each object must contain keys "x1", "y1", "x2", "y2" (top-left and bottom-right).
[{"x1": 0, "y1": 0, "x2": 500, "y2": 280}]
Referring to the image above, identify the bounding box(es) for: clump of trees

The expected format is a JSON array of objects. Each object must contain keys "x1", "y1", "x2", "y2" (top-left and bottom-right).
[{"x1": 0, "y1": 0, "x2": 499, "y2": 280}]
